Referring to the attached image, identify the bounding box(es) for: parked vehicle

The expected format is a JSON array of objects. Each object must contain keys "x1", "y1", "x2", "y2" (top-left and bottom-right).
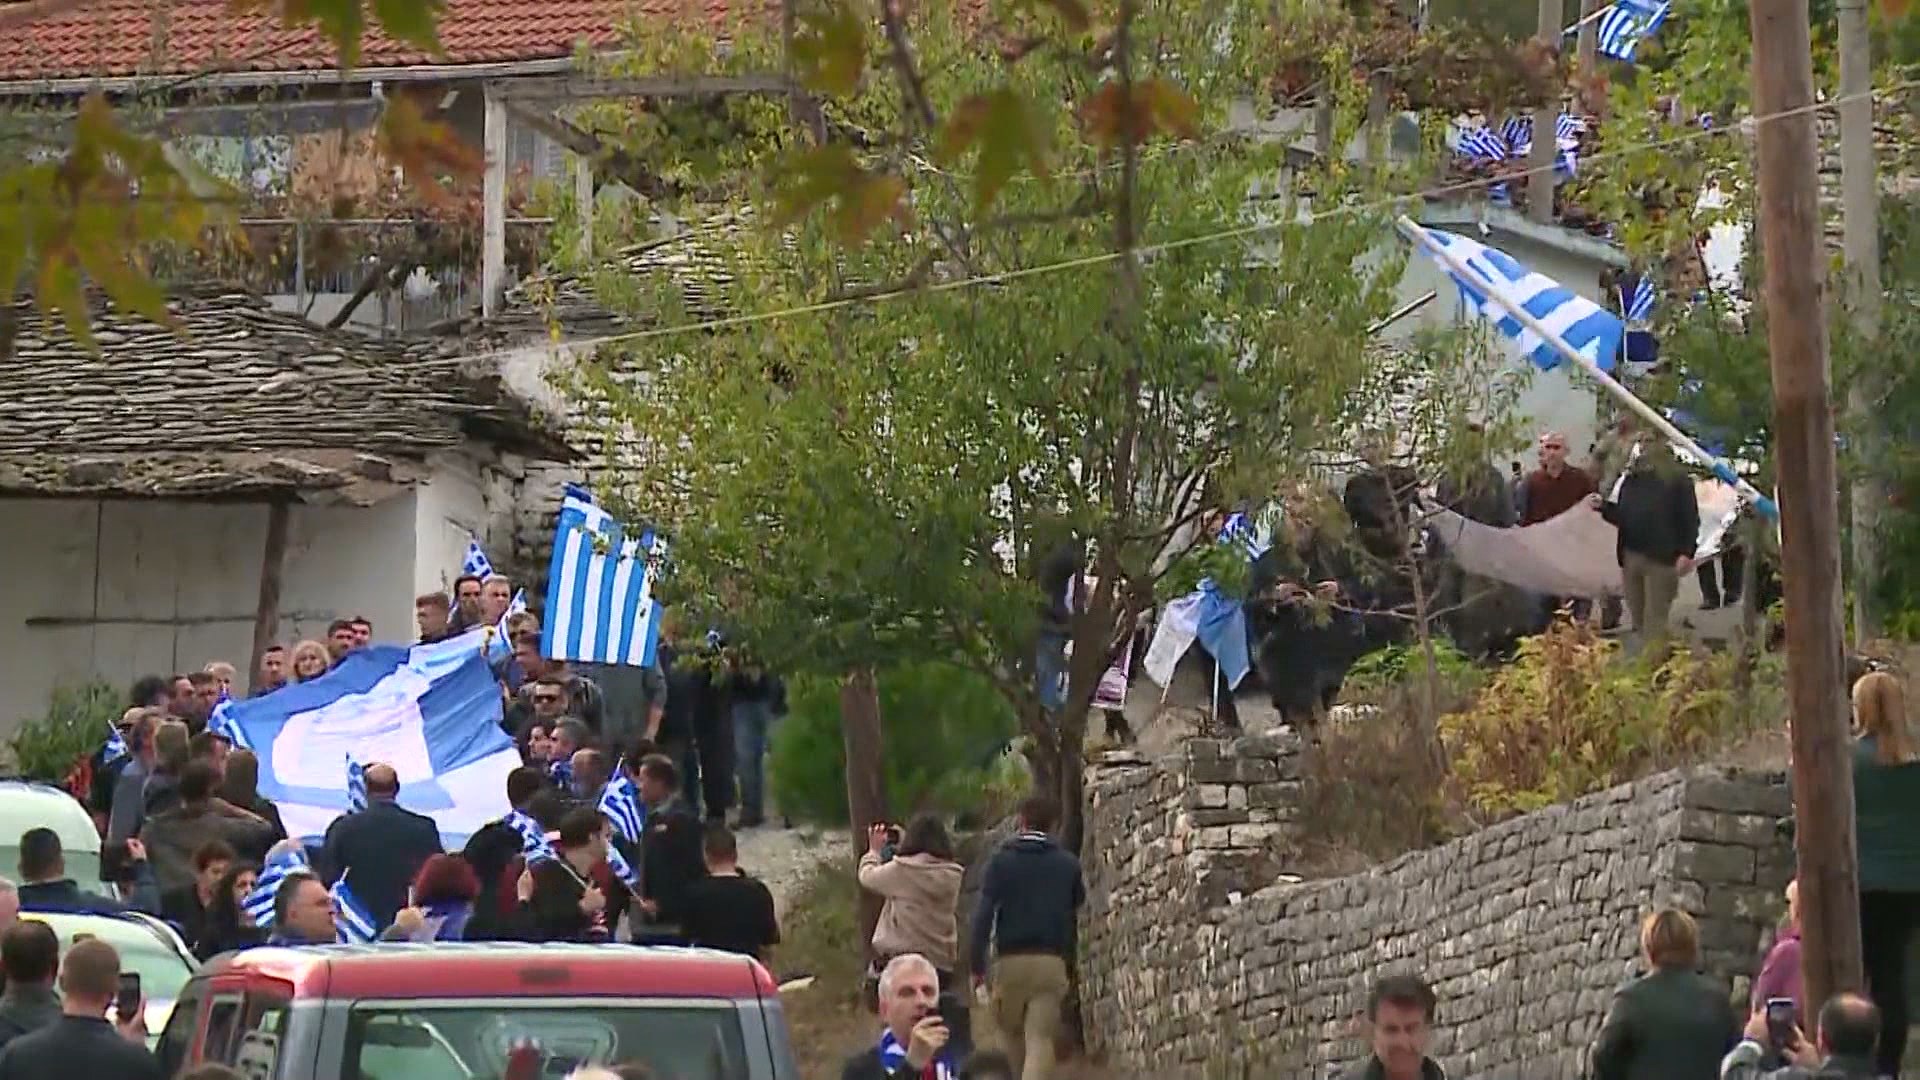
[
  {"x1": 157, "y1": 942, "x2": 800, "y2": 1079},
  {"x1": 20, "y1": 909, "x2": 198, "y2": 1042},
  {"x1": 0, "y1": 778, "x2": 102, "y2": 883}
]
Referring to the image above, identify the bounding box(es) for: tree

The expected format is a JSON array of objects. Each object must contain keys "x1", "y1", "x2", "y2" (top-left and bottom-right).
[{"x1": 571, "y1": 0, "x2": 1411, "y2": 855}]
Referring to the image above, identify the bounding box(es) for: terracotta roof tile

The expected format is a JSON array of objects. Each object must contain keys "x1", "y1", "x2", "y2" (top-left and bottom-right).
[{"x1": 0, "y1": 0, "x2": 762, "y2": 83}]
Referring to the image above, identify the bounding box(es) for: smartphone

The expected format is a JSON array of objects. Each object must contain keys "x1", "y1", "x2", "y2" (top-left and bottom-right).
[
  {"x1": 1765, "y1": 997, "x2": 1797, "y2": 1048},
  {"x1": 935, "y1": 991, "x2": 965, "y2": 1034},
  {"x1": 885, "y1": 825, "x2": 903, "y2": 846},
  {"x1": 114, "y1": 972, "x2": 141, "y2": 1024}
]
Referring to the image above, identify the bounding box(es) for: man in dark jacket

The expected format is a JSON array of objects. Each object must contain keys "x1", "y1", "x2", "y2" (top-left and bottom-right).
[
  {"x1": 1590, "y1": 909, "x2": 1738, "y2": 1080},
  {"x1": 1595, "y1": 440, "x2": 1699, "y2": 656},
  {"x1": 0, "y1": 922, "x2": 61, "y2": 1050},
  {"x1": 319, "y1": 763, "x2": 443, "y2": 930},
  {"x1": 968, "y1": 794, "x2": 1084, "y2": 1080},
  {"x1": 516, "y1": 807, "x2": 610, "y2": 943},
  {"x1": 0, "y1": 938, "x2": 161, "y2": 1079},
  {"x1": 15, "y1": 829, "x2": 153, "y2": 915},
  {"x1": 157, "y1": 840, "x2": 233, "y2": 950},
  {"x1": 140, "y1": 763, "x2": 275, "y2": 895},
  {"x1": 841, "y1": 954, "x2": 953, "y2": 1080},
  {"x1": 1337, "y1": 974, "x2": 1446, "y2": 1080},
  {"x1": 1720, "y1": 991, "x2": 1881, "y2": 1079},
  {"x1": 633, "y1": 755, "x2": 704, "y2": 942}
]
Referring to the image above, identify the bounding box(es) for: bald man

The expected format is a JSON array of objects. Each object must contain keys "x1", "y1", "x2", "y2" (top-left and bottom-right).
[{"x1": 318, "y1": 762, "x2": 443, "y2": 929}]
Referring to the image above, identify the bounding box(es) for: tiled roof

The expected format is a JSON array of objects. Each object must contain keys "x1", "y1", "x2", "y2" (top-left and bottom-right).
[
  {"x1": 0, "y1": 286, "x2": 574, "y2": 500},
  {"x1": 0, "y1": 0, "x2": 758, "y2": 84}
]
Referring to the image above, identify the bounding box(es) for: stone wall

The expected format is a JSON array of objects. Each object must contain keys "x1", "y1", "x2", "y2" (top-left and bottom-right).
[{"x1": 1080, "y1": 737, "x2": 1792, "y2": 1079}]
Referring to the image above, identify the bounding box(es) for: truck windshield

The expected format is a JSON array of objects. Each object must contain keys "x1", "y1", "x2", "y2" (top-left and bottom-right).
[{"x1": 345, "y1": 1000, "x2": 751, "y2": 1080}]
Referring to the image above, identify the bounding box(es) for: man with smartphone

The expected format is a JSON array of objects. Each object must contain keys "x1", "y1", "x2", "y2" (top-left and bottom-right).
[
  {"x1": 0, "y1": 937, "x2": 160, "y2": 1079},
  {"x1": 841, "y1": 954, "x2": 958, "y2": 1080},
  {"x1": 1719, "y1": 991, "x2": 1881, "y2": 1079}
]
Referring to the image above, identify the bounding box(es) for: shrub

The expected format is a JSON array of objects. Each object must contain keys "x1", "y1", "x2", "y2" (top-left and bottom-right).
[
  {"x1": 12, "y1": 681, "x2": 120, "y2": 782},
  {"x1": 1293, "y1": 704, "x2": 1464, "y2": 874},
  {"x1": 1341, "y1": 638, "x2": 1482, "y2": 704},
  {"x1": 769, "y1": 662, "x2": 1020, "y2": 825},
  {"x1": 1440, "y1": 620, "x2": 1775, "y2": 819}
]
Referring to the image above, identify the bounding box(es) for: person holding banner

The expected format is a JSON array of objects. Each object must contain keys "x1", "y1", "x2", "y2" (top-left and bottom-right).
[{"x1": 1590, "y1": 437, "x2": 1699, "y2": 656}]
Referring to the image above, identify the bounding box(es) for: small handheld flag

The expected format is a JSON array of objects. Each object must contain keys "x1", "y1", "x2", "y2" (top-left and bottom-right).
[
  {"x1": 1597, "y1": 0, "x2": 1671, "y2": 61},
  {"x1": 346, "y1": 756, "x2": 368, "y2": 813},
  {"x1": 504, "y1": 809, "x2": 558, "y2": 864},
  {"x1": 102, "y1": 724, "x2": 129, "y2": 767},
  {"x1": 599, "y1": 776, "x2": 646, "y2": 844},
  {"x1": 332, "y1": 876, "x2": 380, "y2": 944},
  {"x1": 462, "y1": 539, "x2": 495, "y2": 580},
  {"x1": 245, "y1": 847, "x2": 311, "y2": 928}
]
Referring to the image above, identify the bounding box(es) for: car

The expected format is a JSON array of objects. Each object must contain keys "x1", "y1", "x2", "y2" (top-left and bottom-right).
[
  {"x1": 0, "y1": 779, "x2": 101, "y2": 884},
  {"x1": 19, "y1": 909, "x2": 199, "y2": 1043},
  {"x1": 158, "y1": 942, "x2": 801, "y2": 1080}
]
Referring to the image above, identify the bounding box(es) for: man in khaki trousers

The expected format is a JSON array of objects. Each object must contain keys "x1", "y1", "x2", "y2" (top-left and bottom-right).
[
  {"x1": 1593, "y1": 438, "x2": 1699, "y2": 657},
  {"x1": 968, "y1": 795, "x2": 1085, "y2": 1080}
]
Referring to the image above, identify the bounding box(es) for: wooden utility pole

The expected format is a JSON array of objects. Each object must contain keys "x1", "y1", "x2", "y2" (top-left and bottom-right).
[
  {"x1": 1529, "y1": 0, "x2": 1564, "y2": 222},
  {"x1": 249, "y1": 500, "x2": 291, "y2": 694},
  {"x1": 1575, "y1": 0, "x2": 1601, "y2": 73},
  {"x1": 1838, "y1": 0, "x2": 1884, "y2": 642},
  {"x1": 1750, "y1": 0, "x2": 1864, "y2": 1014},
  {"x1": 840, "y1": 667, "x2": 890, "y2": 962},
  {"x1": 481, "y1": 82, "x2": 507, "y2": 319}
]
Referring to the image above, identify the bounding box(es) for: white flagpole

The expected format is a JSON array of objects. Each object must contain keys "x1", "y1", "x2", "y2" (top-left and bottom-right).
[
  {"x1": 1561, "y1": 1, "x2": 1616, "y2": 36},
  {"x1": 1394, "y1": 215, "x2": 1780, "y2": 523}
]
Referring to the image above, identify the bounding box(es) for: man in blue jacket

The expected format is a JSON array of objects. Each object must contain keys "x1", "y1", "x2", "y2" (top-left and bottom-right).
[{"x1": 968, "y1": 795, "x2": 1083, "y2": 1080}]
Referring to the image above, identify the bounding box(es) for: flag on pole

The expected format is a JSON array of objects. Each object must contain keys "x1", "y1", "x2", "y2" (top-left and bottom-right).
[
  {"x1": 607, "y1": 845, "x2": 640, "y2": 891},
  {"x1": 244, "y1": 847, "x2": 311, "y2": 928},
  {"x1": 346, "y1": 756, "x2": 368, "y2": 813},
  {"x1": 1597, "y1": 0, "x2": 1671, "y2": 61},
  {"x1": 1622, "y1": 275, "x2": 1656, "y2": 324},
  {"x1": 542, "y1": 485, "x2": 666, "y2": 669},
  {"x1": 332, "y1": 876, "x2": 379, "y2": 943},
  {"x1": 1415, "y1": 226, "x2": 1624, "y2": 372},
  {"x1": 504, "y1": 809, "x2": 558, "y2": 863},
  {"x1": 599, "y1": 776, "x2": 646, "y2": 844},
  {"x1": 462, "y1": 538, "x2": 495, "y2": 580},
  {"x1": 102, "y1": 723, "x2": 129, "y2": 767}
]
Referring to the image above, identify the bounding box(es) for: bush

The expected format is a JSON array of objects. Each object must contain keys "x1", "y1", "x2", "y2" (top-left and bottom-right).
[
  {"x1": 12, "y1": 681, "x2": 120, "y2": 782},
  {"x1": 769, "y1": 662, "x2": 1021, "y2": 825},
  {"x1": 1294, "y1": 705, "x2": 1464, "y2": 874},
  {"x1": 1440, "y1": 620, "x2": 1775, "y2": 819},
  {"x1": 1340, "y1": 638, "x2": 1482, "y2": 704}
]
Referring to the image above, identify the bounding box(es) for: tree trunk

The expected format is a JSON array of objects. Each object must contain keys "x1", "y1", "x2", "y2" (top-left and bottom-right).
[
  {"x1": 840, "y1": 666, "x2": 889, "y2": 965},
  {"x1": 1749, "y1": 0, "x2": 1864, "y2": 1016}
]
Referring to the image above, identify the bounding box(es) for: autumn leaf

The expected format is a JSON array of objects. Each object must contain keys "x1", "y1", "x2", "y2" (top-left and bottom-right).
[
  {"x1": 769, "y1": 144, "x2": 905, "y2": 244},
  {"x1": 227, "y1": 0, "x2": 443, "y2": 69},
  {"x1": 791, "y1": 6, "x2": 867, "y2": 97},
  {"x1": 935, "y1": 88, "x2": 1051, "y2": 212},
  {"x1": 1081, "y1": 77, "x2": 1199, "y2": 148},
  {"x1": 377, "y1": 93, "x2": 484, "y2": 209}
]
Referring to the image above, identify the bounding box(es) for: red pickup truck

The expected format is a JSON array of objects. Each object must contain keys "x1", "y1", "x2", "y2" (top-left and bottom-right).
[{"x1": 154, "y1": 942, "x2": 800, "y2": 1080}]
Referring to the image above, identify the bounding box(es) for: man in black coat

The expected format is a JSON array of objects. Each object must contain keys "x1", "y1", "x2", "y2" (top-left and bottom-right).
[
  {"x1": 632, "y1": 755, "x2": 703, "y2": 942},
  {"x1": 0, "y1": 938, "x2": 161, "y2": 1079},
  {"x1": 319, "y1": 763, "x2": 443, "y2": 930},
  {"x1": 841, "y1": 954, "x2": 954, "y2": 1080},
  {"x1": 1593, "y1": 439, "x2": 1699, "y2": 656}
]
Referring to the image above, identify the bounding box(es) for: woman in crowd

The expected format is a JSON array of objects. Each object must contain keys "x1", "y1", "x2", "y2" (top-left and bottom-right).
[
  {"x1": 289, "y1": 641, "x2": 330, "y2": 682},
  {"x1": 1851, "y1": 668, "x2": 1920, "y2": 1077},
  {"x1": 1749, "y1": 878, "x2": 1802, "y2": 1022},
  {"x1": 1589, "y1": 908, "x2": 1739, "y2": 1080},
  {"x1": 386, "y1": 854, "x2": 481, "y2": 942},
  {"x1": 859, "y1": 815, "x2": 964, "y2": 990},
  {"x1": 218, "y1": 749, "x2": 287, "y2": 842},
  {"x1": 195, "y1": 862, "x2": 264, "y2": 960}
]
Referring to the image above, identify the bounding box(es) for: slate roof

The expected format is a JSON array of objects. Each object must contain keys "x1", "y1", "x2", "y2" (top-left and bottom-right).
[
  {"x1": 0, "y1": 286, "x2": 573, "y2": 501},
  {"x1": 0, "y1": 0, "x2": 773, "y2": 84}
]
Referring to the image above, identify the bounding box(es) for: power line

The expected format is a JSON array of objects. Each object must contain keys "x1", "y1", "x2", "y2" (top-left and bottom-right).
[{"x1": 346, "y1": 76, "x2": 1920, "y2": 373}]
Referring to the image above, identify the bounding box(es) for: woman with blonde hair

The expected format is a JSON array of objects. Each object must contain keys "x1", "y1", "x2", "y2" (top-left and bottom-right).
[
  {"x1": 288, "y1": 640, "x2": 330, "y2": 682},
  {"x1": 1589, "y1": 908, "x2": 1738, "y2": 1080},
  {"x1": 1851, "y1": 668, "x2": 1920, "y2": 1076}
]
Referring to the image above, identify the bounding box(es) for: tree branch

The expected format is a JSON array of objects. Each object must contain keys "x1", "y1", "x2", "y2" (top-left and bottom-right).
[{"x1": 877, "y1": 0, "x2": 939, "y2": 131}]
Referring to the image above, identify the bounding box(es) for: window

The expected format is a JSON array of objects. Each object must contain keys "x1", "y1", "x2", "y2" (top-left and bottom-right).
[
  {"x1": 344, "y1": 1003, "x2": 749, "y2": 1080},
  {"x1": 202, "y1": 995, "x2": 244, "y2": 1063},
  {"x1": 153, "y1": 978, "x2": 204, "y2": 1077},
  {"x1": 230, "y1": 990, "x2": 291, "y2": 1080}
]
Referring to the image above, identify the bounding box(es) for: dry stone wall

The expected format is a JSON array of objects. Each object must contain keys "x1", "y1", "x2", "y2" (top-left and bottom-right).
[{"x1": 1079, "y1": 737, "x2": 1792, "y2": 1079}]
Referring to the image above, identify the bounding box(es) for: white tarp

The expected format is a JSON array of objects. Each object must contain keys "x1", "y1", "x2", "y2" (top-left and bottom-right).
[{"x1": 1428, "y1": 478, "x2": 1745, "y2": 597}]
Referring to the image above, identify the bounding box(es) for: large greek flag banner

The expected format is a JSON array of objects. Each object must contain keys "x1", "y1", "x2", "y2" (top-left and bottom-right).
[
  {"x1": 209, "y1": 628, "x2": 519, "y2": 847},
  {"x1": 1418, "y1": 227, "x2": 1623, "y2": 373},
  {"x1": 543, "y1": 485, "x2": 665, "y2": 668}
]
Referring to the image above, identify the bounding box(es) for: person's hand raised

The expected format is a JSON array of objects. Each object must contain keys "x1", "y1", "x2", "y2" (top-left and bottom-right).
[
  {"x1": 866, "y1": 824, "x2": 889, "y2": 855},
  {"x1": 904, "y1": 1014, "x2": 949, "y2": 1069}
]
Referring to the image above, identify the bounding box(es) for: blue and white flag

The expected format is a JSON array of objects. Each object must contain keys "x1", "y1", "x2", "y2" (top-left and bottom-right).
[
  {"x1": 346, "y1": 756, "x2": 368, "y2": 813},
  {"x1": 209, "y1": 628, "x2": 519, "y2": 849},
  {"x1": 1142, "y1": 580, "x2": 1251, "y2": 692},
  {"x1": 504, "y1": 809, "x2": 557, "y2": 863},
  {"x1": 244, "y1": 847, "x2": 311, "y2": 928},
  {"x1": 1218, "y1": 510, "x2": 1272, "y2": 562},
  {"x1": 1415, "y1": 227, "x2": 1623, "y2": 373},
  {"x1": 1598, "y1": 0, "x2": 1671, "y2": 61},
  {"x1": 607, "y1": 845, "x2": 640, "y2": 891},
  {"x1": 1622, "y1": 275, "x2": 1656, "y2": 325},
  {"x1": 331, "y1": 876, "x2": 379, "y2": 944},
  {"x1": 543, "y1": 485, "x2": 666, "y2": 669},
  {"x1": 102, "y1": 723, "x2": 129, "y2": 767},
  {"x1": 599, "y1": 776, "x2": 646, "y2": 845},
  {"x1": 462, "y1": 538, "x2": 494, "y2": 580}
]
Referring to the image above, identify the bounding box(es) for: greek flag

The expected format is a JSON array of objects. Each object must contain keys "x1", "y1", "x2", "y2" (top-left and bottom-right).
[
  {"x1": 599, "y1": 776, "x2": 646, "y2": 844},
  {"x1": 209, "y1": 628, "x2": 521, "y2": 849},
  {"x1": 1598, "y1": 0, "x2": 1670, "y2": 61},
  {"x1": 1416, "y1": 227, "x2": 1623, "y2": 372},
  {"x1": 244, "y1": 847, "x2": 311, "y2": 928},
  {"x1": 608, "y1": 845, "x2": 640, "y2": 891},
  {"x1": 102, "y1": 723, "x2": 129, "y2": 767},
  {"x1": 1218, "y1": 511, "x2": 1272, "y2": 562},
  {"x1": 346, "y1": 756, "x2": 367, "y2": 813},
  {"x1": 332, "y1": 876, "x2": 379, "y2": 944},
  {"x1": 462, "y1": 538, "x2": 494, "y2": 579},
  {"x1": 504, "y1": 809, "x2": 557, "y2": 863},
  {"x1": 1622, "y1": 276, "x2": 1656, "y2": 324},
  {"x1": 543, "y1": 485, "x2": 665, "y2": 669}
]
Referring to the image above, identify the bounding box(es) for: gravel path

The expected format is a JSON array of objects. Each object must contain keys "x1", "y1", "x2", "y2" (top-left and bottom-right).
[{"x1": 736, "y1": 822, "x2": 841, "y2": 918}]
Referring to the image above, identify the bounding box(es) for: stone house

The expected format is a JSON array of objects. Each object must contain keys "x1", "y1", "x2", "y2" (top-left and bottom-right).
[{"x1": 0, "y1": 287, "x2": 574, "y2": 726}]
